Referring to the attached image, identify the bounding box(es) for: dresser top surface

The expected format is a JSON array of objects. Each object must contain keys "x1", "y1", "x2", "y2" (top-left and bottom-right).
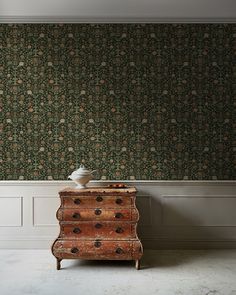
[{"x1": 59, "y1": 186, "x2": 137, "y2": 195}]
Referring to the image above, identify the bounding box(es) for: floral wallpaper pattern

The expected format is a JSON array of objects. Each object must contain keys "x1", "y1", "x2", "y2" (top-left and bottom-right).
[{"x1": 0, "y1": 24, "x2": 236, "y2": 180}]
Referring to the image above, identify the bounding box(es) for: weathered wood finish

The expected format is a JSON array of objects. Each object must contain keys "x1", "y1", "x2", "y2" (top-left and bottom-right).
[
  {"x1": 62, "y1": 195, "x2": 134, "y2": 208},
  {"x1": 59, "y1": 187, "x2": 137, "y2": 196},
  {"x1": 57, "y1": 208, "x2": 139, "y2": 221},
  {"x1": 51, "y1": 186, "x2": 143, "y2": 269},
  {"x1": 60, "y1": 222, "x2": 137, "y2": 239},
  {"x1": 53, "y1": 240, "x2": 142, "y2": 260}
]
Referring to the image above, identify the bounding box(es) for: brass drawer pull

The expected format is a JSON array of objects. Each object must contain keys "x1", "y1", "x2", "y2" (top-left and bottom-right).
[
  {"x1": 95, "y1": 223, "x2": 102, "y2": 229},
  {"x1": 71, "y1": 247, "x2": 79, "y2": 253},
  {"x1": 72, "y1": 213, "x2": 81, "y2": 219},
  {"x1": 115, "y1": 212, "x2": 123, "y2": 219},
  {"x1": 116, "y1": 198, "x2": 123, "y2": 204},
  {"x1": 96, "y1": 196, "x2": 103, "y2": 202},
  {"x1": 95, "y1": 209, "x2": 102, "y2": 215},
  {"x1": 115, "y1": 227, "x2": 124, "y2": 234},
  {"x1": 74, "y1": 198, "x2": 81, "y2": 205},
  {"x1": 115, "y1": 247, "x2": 124, "y2": 254},
  {"x1": 94, "y1": 241, "x2": 101, "y2": 248},
  {"x1": 73, "y1": 228, "x2": 81, "y2": 234}
]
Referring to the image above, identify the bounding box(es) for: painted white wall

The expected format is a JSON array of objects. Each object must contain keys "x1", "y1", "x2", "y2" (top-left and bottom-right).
[
  {"x1": 0, "y1": 180, "x2": 236, "y2": 249},
  {"x1": 0, "y1": 0, "x2": 235, "y2": 21}
]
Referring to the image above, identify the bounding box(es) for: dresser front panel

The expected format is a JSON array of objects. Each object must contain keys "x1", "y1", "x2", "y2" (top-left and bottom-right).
[
  {"x1": 60, "y1": 222, "x2": 137, "y2": 239},
  {"x1": 52, "y1": 187, "x2": 143, "y2": 267},
  {"x1": 57, "y1": 208, "x2": 139, "y2": 222},
  {"x1": 62, "y1": 195, "x2": 134, "y2": 209},
  {"x1": 53, "y1": 240, "x2": 142, "y2": 260}
]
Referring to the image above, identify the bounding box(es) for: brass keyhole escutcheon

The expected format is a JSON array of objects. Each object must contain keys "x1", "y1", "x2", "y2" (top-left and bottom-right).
[
  {"x1": 71, "y1": 247, "x2": 79, "y2": 254},
  {"x1": 94, "y1": 241, "x2": 101, "y2": 248},
  {"x1": 116, "y1": 198, "x2": 123, "y2": 204},
  {"x1": 95, "y1": 209, "x2": 102, "y2": 215},
  {"x1": 115, "y1": 227, "x2": 124, "y2": 234},
  {"x1": 72, "y1": 213, "x2": 80, "y2": 219},
  {"x1": 74, "y1": 198, "x2": 81, "y2": 205},
  {"x1": 95, "y1": 223, "x2": 102, "y2": 229},
  {"x1": 73, "y1": 228, "x2": 81, "y2": 234},
  {"x1": 96, "y1": 196, "x2": 103, "y2": 202},
  {"x1": 115, "y1": 212, "x2": 123, "y2": 219},
  {"x1": 115, "y1": 248, "x2": 124, "y2": 254}
]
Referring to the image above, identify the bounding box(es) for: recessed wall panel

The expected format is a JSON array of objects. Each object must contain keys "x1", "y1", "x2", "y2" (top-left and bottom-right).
[
  {"x1": 163, "y1": 196, "x2": 236, "y2": 226},
  {"x1": 33, "y1": 197, "x2": 60, "y2": 226},
  {"x1": 0, "y1": 197, "x2": 22, "y2": 226}
]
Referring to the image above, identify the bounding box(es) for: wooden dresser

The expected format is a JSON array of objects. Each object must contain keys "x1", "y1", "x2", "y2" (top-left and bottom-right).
[{"x1": 51, "y1": 186, "x2": 143, "y2": 270}]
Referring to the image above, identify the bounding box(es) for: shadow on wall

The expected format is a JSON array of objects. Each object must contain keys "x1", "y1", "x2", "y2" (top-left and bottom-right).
[
  {"x1": 136, "y1": 195, "x2": 230, "y2": 250},
  {"x1": 134, "y1": 195, "x2": 234, "y2": 268}
]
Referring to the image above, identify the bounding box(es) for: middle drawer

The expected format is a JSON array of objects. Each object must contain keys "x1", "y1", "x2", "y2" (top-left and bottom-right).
[
  {"x1": 57, "y1": 208, "x2": 139, "y2": 222},
  {"x1": 60, "y1": 222, "x2": 137, "y2": 239}
]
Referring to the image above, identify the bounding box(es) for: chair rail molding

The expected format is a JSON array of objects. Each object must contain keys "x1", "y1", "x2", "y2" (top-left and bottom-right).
[
  {"x1": 0, "y1": 16, "x2": 236, "y2": 23},
  {"x1": 1, "y1": 0, "x2": 236, "y2": 23},
  {"x1": 0, "y1": 180, "x2": 236, "y2": 249}
]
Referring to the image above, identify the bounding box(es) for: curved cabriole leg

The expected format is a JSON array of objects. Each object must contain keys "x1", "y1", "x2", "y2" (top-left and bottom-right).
[
  {"x1": 135, "y1": 260, "x2": 140, "y2": 270},
  {"x1": 57, "y1": 258, "x2": 62, "y2": 270}
]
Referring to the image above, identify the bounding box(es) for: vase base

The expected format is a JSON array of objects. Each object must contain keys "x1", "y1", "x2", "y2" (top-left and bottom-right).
[{"x1": 75, "y1": 184, "x2": 87, "y2": 189}]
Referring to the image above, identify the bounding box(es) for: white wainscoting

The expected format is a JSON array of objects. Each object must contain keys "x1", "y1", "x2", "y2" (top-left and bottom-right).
[{"x1": 0, "y1": 180, "x2": 236, "y2": 249}]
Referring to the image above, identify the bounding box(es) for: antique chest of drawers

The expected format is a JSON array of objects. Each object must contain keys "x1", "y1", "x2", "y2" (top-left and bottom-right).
[{"x1": 51, "y1": 186, "x2": 143, "y2": 270}]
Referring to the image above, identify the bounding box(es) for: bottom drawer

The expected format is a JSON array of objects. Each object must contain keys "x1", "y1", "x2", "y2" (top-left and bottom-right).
[{"x1": 52, "y1": 239, "x2": 143, "y2": 260}]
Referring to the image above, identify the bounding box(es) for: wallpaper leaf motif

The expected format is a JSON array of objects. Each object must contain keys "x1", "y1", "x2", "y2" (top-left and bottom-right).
[{"x1": 0, "y1": 24, "x2": 235, "y2": 180}]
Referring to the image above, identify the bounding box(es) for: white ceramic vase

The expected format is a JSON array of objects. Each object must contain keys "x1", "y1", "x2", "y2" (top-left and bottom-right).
[{"x1": 68, "y1": 165, "x2": 96, "y2": 189}]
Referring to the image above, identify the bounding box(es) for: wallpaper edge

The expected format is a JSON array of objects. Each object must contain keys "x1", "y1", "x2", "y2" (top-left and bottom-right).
[
  {"x1": 0, "y1": 180, "x2": 236, "y2": 186},
  {"x1": 1, "y1": 16, "x2": 236, "y2": 23}
]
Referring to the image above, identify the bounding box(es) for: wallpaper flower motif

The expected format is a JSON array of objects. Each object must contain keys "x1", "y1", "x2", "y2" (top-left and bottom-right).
[{"x1": 0, "y1": 24, "x2": 235, "y2": 180}]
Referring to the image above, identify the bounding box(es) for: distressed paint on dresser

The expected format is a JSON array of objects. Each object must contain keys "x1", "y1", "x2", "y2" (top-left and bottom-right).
[{"x1": 51, "y1": 186, "x2": 143, "y2": 269}]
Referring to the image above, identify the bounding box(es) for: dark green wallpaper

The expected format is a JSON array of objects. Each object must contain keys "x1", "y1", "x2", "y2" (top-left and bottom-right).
[{"x1": 0, "y1": 24, "x2": 236, "y2": 180}]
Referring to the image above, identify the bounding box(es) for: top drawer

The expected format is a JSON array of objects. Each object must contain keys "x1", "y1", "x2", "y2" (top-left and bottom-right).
[{"x1": 62, "y1": 195, "x2": 134, "y2": 208}]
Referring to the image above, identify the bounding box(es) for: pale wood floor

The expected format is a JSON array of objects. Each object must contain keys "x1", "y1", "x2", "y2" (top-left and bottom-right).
[{"x1": 0, "y1": 250, "x2": 236, "y2": 295}]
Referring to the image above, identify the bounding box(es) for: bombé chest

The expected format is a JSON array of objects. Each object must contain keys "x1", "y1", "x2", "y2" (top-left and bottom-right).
[{"x1": 51, "y1": 186, "x2": 143, "y2": 270}]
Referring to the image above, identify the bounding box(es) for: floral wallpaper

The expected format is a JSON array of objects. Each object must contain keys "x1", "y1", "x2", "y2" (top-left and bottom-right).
[{"x1": 0, "y1": 24, "x2": 235, "y2": 180}]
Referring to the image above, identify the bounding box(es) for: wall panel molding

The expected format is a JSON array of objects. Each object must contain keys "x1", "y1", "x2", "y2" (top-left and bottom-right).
[
  {"x1": 32, "y1": 196, "x2": 60, "y2": 227},
  {"x1": 0, "y1": 180, "x2": 236, "y2": 249},
  {"x1": 1, "y1": 16, "x2": 236, "y2": 23},
  {"x1": 162, "y1": 195, "x2": 236, "y2": 227},
  {"x1": 0, "y1": 197, "x2": 23, "y2": 227}
]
